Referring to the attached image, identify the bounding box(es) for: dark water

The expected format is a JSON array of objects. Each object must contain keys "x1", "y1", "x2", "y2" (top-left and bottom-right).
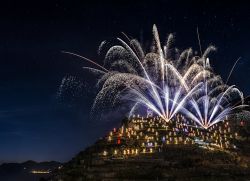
[{"x1": 0, "y1": 161, "x2": 61, "y2": 181}]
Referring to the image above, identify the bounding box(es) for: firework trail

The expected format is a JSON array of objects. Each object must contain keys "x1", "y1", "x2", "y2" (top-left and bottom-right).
[{"x1": 61, "y1": 25, "x2": 246, "y2": 129}]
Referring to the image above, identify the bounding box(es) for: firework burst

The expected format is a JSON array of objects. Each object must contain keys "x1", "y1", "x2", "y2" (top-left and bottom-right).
[{"x1": 61, "y1": 25, "x2": 246, "y2": 129}]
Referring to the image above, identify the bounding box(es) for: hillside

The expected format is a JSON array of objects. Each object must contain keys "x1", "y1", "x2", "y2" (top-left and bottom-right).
[{"x1": 50, "y1": 115, "x2": 250, "y2": 181}]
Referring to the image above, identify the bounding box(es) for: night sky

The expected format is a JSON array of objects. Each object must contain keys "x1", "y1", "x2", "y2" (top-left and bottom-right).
[{"x1": 1, "y1": 0, "x2": 250, "y2": 163}]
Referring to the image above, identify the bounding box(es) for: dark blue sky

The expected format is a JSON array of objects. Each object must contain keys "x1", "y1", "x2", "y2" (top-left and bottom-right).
[{"x1": 1, "y1": 0, "x2": 250, "y2": 163}]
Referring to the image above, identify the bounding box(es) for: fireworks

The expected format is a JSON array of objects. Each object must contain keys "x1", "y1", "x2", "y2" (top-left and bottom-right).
[{"x1": 62, "y1": 25, "x2": 246, "y2": 129}]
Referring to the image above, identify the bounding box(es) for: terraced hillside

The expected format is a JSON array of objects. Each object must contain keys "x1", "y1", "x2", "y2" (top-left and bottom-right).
[{"x1": 50, "y1": 143, "x2": 250, "y2": 181}]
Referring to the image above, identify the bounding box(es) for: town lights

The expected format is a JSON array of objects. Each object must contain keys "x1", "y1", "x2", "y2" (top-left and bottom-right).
[
  {"x1": 99, "y1": 114, "x2": 239, "y2": 159},
  {"x1": 131, "y1": 149, "x2": 134, "y2": 154},
  {"x1": 103, "y1": 150, "x2": 107, "y2": 156}
]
